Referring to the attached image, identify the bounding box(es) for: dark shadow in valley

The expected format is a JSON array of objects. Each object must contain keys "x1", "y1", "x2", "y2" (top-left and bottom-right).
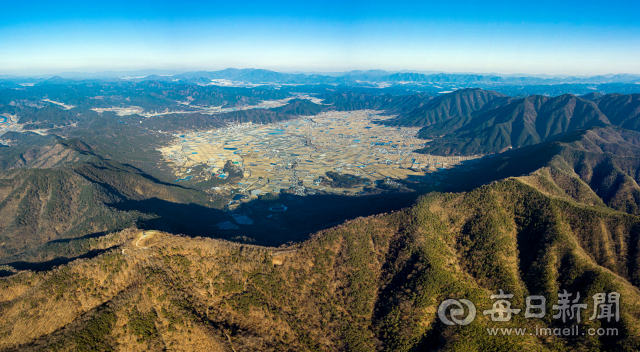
[
  {"x1": 0, "y1": 231, "x2": 121, "y2": 269},
  {"x1": 45, "y1": 231, "x2": 111, "y2": 245},
  {"x1": 2, "y1": 248, "x2": 111, "y2": 272},
  {"x1": 107, "y1": 190, "x2": 421, "y2": 247},
  {"x1": 117, "y1": 161, "x2": 197, "y2": 189},
  {"x1": 435, "y1": 132, "x2": 575, "y2": 193}
]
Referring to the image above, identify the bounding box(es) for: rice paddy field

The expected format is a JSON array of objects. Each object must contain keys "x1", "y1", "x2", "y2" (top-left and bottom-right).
[{"x1": 159, "y1": 110, "x2": 479, "y2": 195}]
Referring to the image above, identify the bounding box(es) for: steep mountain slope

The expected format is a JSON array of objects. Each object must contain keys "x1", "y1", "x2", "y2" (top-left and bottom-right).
[
  {"x1": 409, "y1": 95, "x2": 517, "y2": 136},
  {"x1": 380, "y1": 88, "x2": 507, "y2": 127},
  {"x1": 417, "y1": 94, "x2": 610, "y2": 155},
  {"x1": 0, "y1": 132, "x2": 97, "y2": 170},
  {"x1": 527, "y1": 127, "x2": 640, "y2": 215},
  {"x1": 440, "y1": 126, "x2": 640, "y2": 216},
  {"x1": 0, "y1": 134, "x2": 232, "y2": 263},
  {"x1": 0, "y1": 167, "x2": 132, "y2": 260},
  {"x1": 1, "y1": 169, "x2": 639, "y2": 351},
  {"x1": 0, "y1": 155, "x2": 222, "y2": 263},
  {"x1": 595, "y1": 93, "x2": 640, "y2": 131}
]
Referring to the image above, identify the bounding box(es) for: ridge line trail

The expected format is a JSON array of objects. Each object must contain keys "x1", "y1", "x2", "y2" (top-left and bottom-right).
[
  {"x1": 225, "y1": 333, "x2": 237, "y2": 352},
  {"x1": 136, "y1": 231, "x2": 153, "y2": 248}
]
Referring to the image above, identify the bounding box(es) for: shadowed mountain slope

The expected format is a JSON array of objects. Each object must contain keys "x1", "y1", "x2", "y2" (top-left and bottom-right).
[
  {"x1": 416, "y1": 94, "x2": 610, "y2": 155},
  {"x1": 582, "y1": 92, "x2": 604, "y2": 101},
  {"x1": 320, "y1": 92, "x2": 433, "y2": 112},
  {"x1": 0, "y1": 155, "x2": 220, "y2": 262},
  {"x1": 441, "y1": 126, "x2": 640, "y2": 216},
  {"x1": 379, "y1": 88, "x2": 507, "y2": 127},
  {"x1": 595, "y1": 93, "x2": 640, "y2": 131}
]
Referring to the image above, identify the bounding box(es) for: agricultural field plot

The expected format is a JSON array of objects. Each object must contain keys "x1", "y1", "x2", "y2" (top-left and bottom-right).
[{"x1": 159, "y1": 110, "x2": 479, "y2": 196}]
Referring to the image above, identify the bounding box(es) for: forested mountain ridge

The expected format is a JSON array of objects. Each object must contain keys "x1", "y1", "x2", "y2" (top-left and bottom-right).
[
  {"x1": 1, "y1": 147, "x2": 640, "y2": 350},
  {"x1": 1, "y1": 132, "x2": 100, "y2": 166},
  {"x1": 594, "y1": 93, "x2": 640, "y2": 131},
  {"x1": 0, "y1": 139, "x2": 224, "y2": 264},
  {"x1": 415, "y1": 93, "x2": 612, "y2": 155},
  {"x1": 314, "y1": 89, "x2": 640, "y2": 158},
  {"x1": 440, "y1": 125, "x2": 640, "y2": 216},
  {"x1": 319, "y1": 92, "x2": 433, "y2": 112},
  {"x1": 377, "y1": 88, "x2": 507, "y2": 127}
]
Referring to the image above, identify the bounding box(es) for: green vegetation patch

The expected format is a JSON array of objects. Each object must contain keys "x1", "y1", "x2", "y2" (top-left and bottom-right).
[{"x1": 321, "y1": 171, "x2": 369, "y2": 188}]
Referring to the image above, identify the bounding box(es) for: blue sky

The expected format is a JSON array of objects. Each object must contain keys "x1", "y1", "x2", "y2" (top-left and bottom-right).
[{"x1": 1, "y1": 0, "x2": 639, "y2": 75}]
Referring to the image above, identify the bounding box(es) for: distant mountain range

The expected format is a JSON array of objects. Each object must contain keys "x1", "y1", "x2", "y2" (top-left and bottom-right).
[
  {"x1": 163, "y1": 69, "x2": 640, "y2": 86},
  {"x1": 3, "y1": 68, "x2": 640, "y2": 86}
]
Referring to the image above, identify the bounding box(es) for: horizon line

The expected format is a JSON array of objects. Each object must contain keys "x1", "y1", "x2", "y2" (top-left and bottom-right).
[{"x1": 2, "y1": 68, "x2": 640, "y2": 79}]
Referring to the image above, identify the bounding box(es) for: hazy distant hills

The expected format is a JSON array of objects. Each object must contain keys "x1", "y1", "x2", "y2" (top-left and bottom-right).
[
  {"x1": 176, "y1": 68, "x2": 309, "y2": 84},
  {"x1": 4, "y1": 68, "x2": 640, "y2": 100},
  {"x1": 18, "y1": 68, "x2": 638, "y2": 86},
  {"x1": 169, "y1": 69, "x2": 640, "y2": 85},
  {"x1": 387, "y1": 72, "x2": 504, "y2": 85}
]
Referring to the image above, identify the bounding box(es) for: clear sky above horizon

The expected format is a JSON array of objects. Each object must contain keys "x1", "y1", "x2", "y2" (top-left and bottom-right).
[{"x1": 1, "y1": 0, "x2": 639, "y2": 76}]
